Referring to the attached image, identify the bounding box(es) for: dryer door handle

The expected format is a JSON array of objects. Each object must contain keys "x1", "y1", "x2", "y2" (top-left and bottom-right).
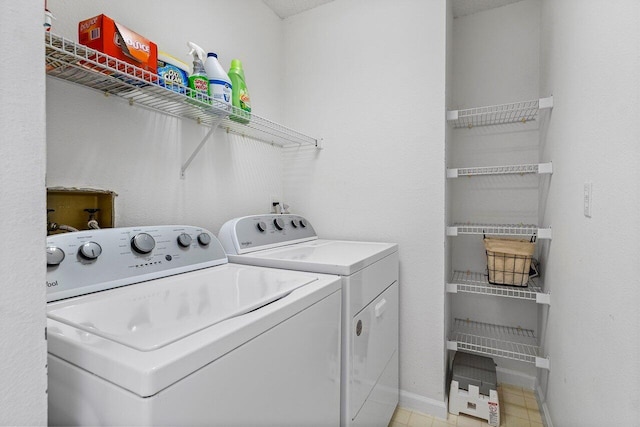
[{"x1": 375, "y1": 299, "x2": 387, "y2": 318}]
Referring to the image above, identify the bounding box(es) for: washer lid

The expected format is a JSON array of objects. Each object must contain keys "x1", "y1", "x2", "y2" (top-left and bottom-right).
[
  {"x1": 230, "y1": 239, "x2": 398, "y2": 276},
  {"x1": 47, "y1": 265, "x2": 317, "y2": 351}
]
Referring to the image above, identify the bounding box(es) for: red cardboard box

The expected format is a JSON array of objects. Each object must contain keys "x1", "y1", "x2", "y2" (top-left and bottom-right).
[{"x1": 79, "y1": 14, "x2": 157, "y2": 74}]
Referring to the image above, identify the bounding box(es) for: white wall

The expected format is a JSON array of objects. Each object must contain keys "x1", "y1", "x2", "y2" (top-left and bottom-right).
[
  {"x1": 0, "y1": 3, "x2": 48, "y2": 425},
  {"x1": 444, "y1": 0, "x2": 454, "y2": 400},
  {"x1": 44, "y1": 0, "x2": 450, "y2": 419},
  {"x1": 281, "y1": 0, "x2": 448, "y2": 415},
  {"x1": 47, "y1": 0, "x2": 287, "y2": 233},
  {"x1": 449, "y1": 0, "x2": 542, "y2": 383},
  {"x1": 539, "y1": 1, "x2": 640, "y2": 425}
]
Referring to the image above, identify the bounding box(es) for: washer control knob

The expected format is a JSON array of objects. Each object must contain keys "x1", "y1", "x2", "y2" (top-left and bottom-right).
[
  {"x1": 79, "y1": 241, "x2": 102, "y2": 260},
  {"x1": 273, "y1": 218, "x2": 285, "y2": 230},
  {"x1": 257, "y1": 221, "x2": 267, "y2": 232},
  {"x1": 291, "y1": 219, "x2": 299, "y2": 228},
  {"x1": 299, "y1": 219, "x2": 308, "y2": 228},
  {"x1": 197, "y1": 232, "x2": 211, "y2": 246},
  {"x1": 131, "y1": 233, "x2": 155, "y2": 254},
  {"x1": 46, "y1": 246, "x2": 65, "y2": 266},
  {"x1": 177, "y1": 233, "x2": 192, "y2": 248}
]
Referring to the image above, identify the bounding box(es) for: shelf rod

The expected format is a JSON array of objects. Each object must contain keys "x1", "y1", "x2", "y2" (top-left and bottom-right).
[
  {"x1": 446, "y1": 225, "x2": 552, "y2": 239},
  {"x1": 446, "y1": 272, "x2": 550, "y2": 305},
  {"x1": 180, "y1": 116, "x2": 225, "y2": 178},
  {"x1": 447, "y1": 162, "x2": 553, "y2": 178}
]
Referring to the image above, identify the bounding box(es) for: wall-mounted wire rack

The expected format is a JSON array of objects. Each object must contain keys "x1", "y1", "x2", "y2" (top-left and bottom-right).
[
  {"x1": 446, "y1": 271, "x2": 550, "y2": 305},
  {"x1": 447, "y1": 162, "x2": 553, "y2": 178},
  {"x1": 446, "y1": 96, "x2": 553, "y2": 129},
  {"x1": 45, "y1": 32, "x2": 320, "y2": 176},
  {"x1": 447, "y1": 223, "x2": 552, "y2": 239},
  {"x1": 447, "y1": 318, "x2": 549, "y2": 369}
]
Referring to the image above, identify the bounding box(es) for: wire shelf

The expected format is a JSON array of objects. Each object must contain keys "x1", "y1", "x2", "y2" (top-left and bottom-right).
[
  {"x1": 447, "y1": 271, "x2": 549, "y2": 304},
  {"x1": 447, "y1": 97, "x2": 553, "y2": 129},
  {"x1": 447, "y1": 162, "x2": 553, "y2": 178},
  {"x1": 448, "y1": 318, "x2": 548, "y2": 368},
  {"x1": 447, "y1": 223, "x2": 552, "y2": 239},
  {"x1": 45, "y1": 32, "x2": 319, "y2": 148}
]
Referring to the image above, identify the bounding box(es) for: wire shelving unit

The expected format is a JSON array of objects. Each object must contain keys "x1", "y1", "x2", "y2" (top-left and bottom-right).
[
  {"x1": 45, "y1": 32, "x2": 320, "y2": 176},
  {"x1": 446, "y1": 271, "x2": 550, "y2": 305},
  {"x1": 446, "y1": 223, "x2": 552, "y2": 239},
  {"x1": 446, "y1": 96, "x2": 553, "y2": 129},
  {"x1": 447, "y1": 318, "x2": 549, "y2": 369},
  {"x1": 447, "y1": 162, "x2": 553, "y2": 178}
]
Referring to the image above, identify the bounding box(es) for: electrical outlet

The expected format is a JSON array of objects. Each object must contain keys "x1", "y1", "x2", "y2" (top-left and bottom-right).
[{"x1": 270, "y1": 195, "x2": 280, "y2": 213}]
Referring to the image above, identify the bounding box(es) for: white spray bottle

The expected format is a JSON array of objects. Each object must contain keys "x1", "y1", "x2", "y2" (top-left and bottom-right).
[{"x1": 187, "y1": 42, "x2": 211, "y2": 105}]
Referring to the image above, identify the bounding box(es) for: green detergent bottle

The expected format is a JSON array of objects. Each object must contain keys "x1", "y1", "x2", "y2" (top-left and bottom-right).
[{"x1": 228, "y1": 59, "x2": 251, "y2": 123}]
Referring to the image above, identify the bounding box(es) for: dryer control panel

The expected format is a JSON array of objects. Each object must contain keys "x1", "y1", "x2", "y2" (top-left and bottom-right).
[
  {"x1": 46, "y1": 225, "x2": 227, "y2": 302},
  {"x1": 218, "y1": 214, "x2": 318, "y2": 255}
]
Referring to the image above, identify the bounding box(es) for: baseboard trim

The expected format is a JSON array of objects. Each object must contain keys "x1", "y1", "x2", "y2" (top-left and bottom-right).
[
  {"x1": 399, "y1": 389, "x2": 448, "y2": 420},
  {"x1": 496, "y1": 367, "x2": 536, "y2": 390},
  {"x1": 536, "y1": 383, "x2": 553, "y2": 427}
]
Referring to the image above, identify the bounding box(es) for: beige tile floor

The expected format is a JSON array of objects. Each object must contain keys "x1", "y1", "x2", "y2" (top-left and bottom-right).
[{"x1": 389, "y1": 384, "x2": 544, "y2": 427}]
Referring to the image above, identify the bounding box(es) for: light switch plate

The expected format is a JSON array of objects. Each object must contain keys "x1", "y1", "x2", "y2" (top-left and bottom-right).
[{"x1": 584, "y1": 183, "x2": 592, "y2": 218}]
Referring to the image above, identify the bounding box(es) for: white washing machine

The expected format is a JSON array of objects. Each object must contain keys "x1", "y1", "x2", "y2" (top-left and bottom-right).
[
  {"x1": 219, "y1": 214, "x2": 399, "y2": 427},
  {"x1": 46, "y1": 225, "x2": 342, "y2": 426}
]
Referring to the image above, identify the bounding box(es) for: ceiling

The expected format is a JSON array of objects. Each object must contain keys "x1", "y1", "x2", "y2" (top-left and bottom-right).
[
  {"x1": 263, "y1": 0, "x2": 526, "y2": 20},
  {"x1": 263, "y1": 0, "x2": 335, "y2": 19},
  {"x1": 452, "y1": 0, "x2": 526, "y2": 18}
]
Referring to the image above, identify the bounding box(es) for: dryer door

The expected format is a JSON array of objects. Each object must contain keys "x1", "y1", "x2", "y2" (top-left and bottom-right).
[{"x1": 350, "y1": 281, "x2": 399, "y2": 421}]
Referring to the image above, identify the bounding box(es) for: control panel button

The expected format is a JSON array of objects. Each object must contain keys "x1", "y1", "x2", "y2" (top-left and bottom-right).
[
  {"x1": 46, "y1": 246, "x2": 65, "y2": 266},
  {"x1": 257, "y1": 221, "x2": 267, "y2": 232},
  {"x1": 131, "y1": 233, "x2": 155, "y2": 254},
  {"x1": 291, "y1": 219, "x2": 299, "y2": 228},
  {"x1": 197, "y1": 232, "x2": 211, "y2": 246},
  {"x1": 299, "y1": 219, "x2": 308, "y2": 228},
  {"x1": 177, "y1": 233, "x2": 192, "y2": 248},
  {"x1": 79, "y1": 241, "x2": 102, "y2": 260},
  {"x1": 273, "y1": 218, "x2": 285, "y2": 230}
]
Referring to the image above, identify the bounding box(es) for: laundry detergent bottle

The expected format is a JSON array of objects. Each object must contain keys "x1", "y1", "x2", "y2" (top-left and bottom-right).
[
  {"x1": 204, "y1": 52, "x2": 232, "y2": 111},
  {"x1": 228, "y1": 59, "x2": 251, "y2": 123}
]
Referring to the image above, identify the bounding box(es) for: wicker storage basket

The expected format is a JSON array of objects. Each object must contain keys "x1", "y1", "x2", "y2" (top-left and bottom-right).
[{"x1": 484, "y1": 237, "x2": 535, "y2": 287}]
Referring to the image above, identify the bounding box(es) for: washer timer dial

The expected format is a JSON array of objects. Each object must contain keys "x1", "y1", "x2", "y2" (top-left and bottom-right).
[
  {"x1": 79, "y1": 241, "x2": 102, "y2": 260},
  {"x1": 273, "y1": 218, "x2": 285, "y2": 230},
  {"x1": 131, "y1": 233, "x2": 156, "y2": 254},
  {"x1": 177, "y1": 233, "x2": 192, "y2": 248},
  {"x1": 46, "y1": 246, "x2": 65, "y2": 266},
  {"x1": 197, "y1": 233, "x2": 211, "y2": 246}
]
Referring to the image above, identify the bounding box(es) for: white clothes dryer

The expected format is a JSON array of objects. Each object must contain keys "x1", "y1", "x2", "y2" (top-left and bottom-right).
[
  {"x1": 219, "y1": 214, "x2": 399, "y2": 427},
  {"x1": 46, "y1": 225, "x2": 342, "y2": 426}
]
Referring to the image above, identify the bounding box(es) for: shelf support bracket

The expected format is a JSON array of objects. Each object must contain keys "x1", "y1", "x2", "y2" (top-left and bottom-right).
[
  {"x1": 535, "y1": 356, "x2": 550, "y2": 370},
  {"x1": 180, "y1": 117, "x2": 225, "y2": 178},
  {"x1": 537, "y1": 228, "x2": 553, "y2": 240},
  {"x1": 539, "y1": 96, "x2": 554, "y2": 110},
  {"x1": 535, "y1": 292, "x2": 551, "y2": 305}
]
